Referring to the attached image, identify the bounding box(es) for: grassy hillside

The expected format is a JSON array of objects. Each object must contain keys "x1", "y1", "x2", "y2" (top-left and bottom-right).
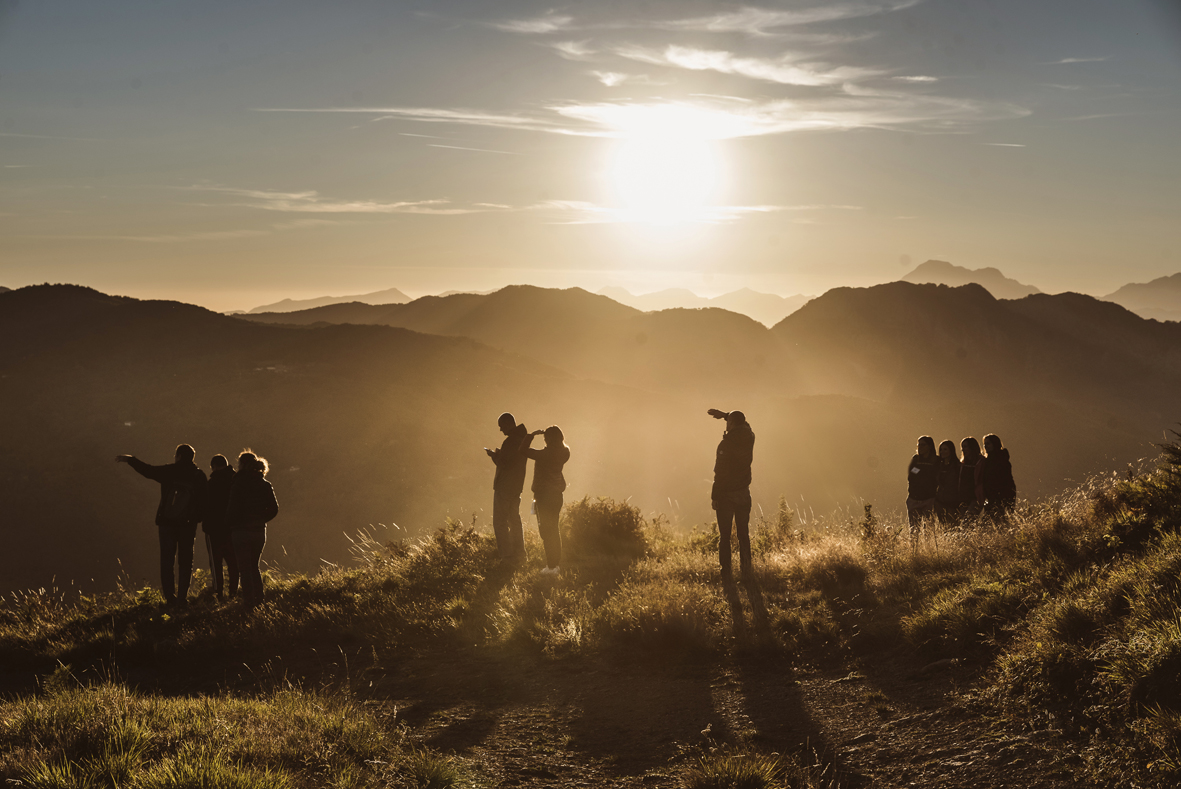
[{"x1": 5, "y1": 443, "x2": 1181, "y2": 786}]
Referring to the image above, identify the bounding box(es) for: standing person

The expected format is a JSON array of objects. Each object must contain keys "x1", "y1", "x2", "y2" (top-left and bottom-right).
[
  {"x1": 934, "y1": 440, "x2": 962, "y2": 525},
  {"x1": 485, "y1": 412, "x2": 528, "y2": 561},
  {"x1": 958, "y1": 437, "x2": 985, "y2": 520},
  {"x1": 116, "y1": 444, "x2": 208, "y2": 606},
  {"x1": 523, "y1": 426, "x2": 571, "y2": 575},
  {"x1": 227, "y1": 451, "x2": 278, "y2": 609},
  {"x1": 906, "y1": 436, "x2": 938, "y2": 537},
  {"x1": 203, "y1": 454, "x2": 238, "y2": 601},
  {"x1": 980, "y1": 434, "x2": 1017, "y2": 520},
  {"x1": 708, "y1": 408, "x2": 755, "y2": 580}
]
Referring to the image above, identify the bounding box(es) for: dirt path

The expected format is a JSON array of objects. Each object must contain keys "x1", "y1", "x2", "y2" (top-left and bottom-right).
[{"x1": 370, "y1": 644, "x2": 1079, "y2": 788}]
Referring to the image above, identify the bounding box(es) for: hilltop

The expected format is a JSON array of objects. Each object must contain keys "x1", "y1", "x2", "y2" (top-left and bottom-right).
[
  {"x1": 1103, "y1": 272, "x2": 1181, "y2": 322},
  {"x1": 597, "y1": 286, "x2": 810, "y2": 326},
  {"x1": 247, "y1": 286, "x2": 412, "y2": 314},
  {"x1": 901, "y1": 259, "x2": 1040, "y2": 300}
]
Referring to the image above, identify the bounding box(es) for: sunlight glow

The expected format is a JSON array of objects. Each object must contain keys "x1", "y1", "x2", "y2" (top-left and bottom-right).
[{"x1": 601, "y1": 105, "x2": 727, "y2": 225}]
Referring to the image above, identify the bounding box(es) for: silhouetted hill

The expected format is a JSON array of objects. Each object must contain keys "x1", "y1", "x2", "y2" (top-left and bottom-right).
[
  {"x1": 774, "y1": 282, "x2": 1181, "y2": 415},
  {"x1": 597, "y1": 286, "x2": 808, "y2": 326},
  {"x1": 1103, "y1": 272, "x2": 1181, "y2": 322},
  {"x1": 240, "y1": 286, "x2": 797, "y2": 398},
  {"x1": 4, "y1": 282, "x2": 1177, "y2": 594},
  {"x1": 247, "y1": 286, "x2": 410, "y2": 314},
  {"x1": 901, "y1": 260, "x2": 1040, "y2": 300}
]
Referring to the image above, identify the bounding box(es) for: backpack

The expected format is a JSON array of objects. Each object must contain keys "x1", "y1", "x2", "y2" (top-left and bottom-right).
[{"x1": 162, "y1": 481, "x2": 196, "y2": 522}]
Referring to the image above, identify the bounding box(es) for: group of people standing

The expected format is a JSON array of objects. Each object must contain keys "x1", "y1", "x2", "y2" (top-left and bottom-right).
[
  {"x1": 117, "y1": 446, "x2": 278, "y2": 608},
  {"x1": 486, "y1": 412, "x2": 570, "y2": 574},
  {"x1": 906, "y1": 433, "x2": 1017, "y2": 532},
  {"x1": 115, "y1": 416, "x2": 1016, "y2": 603}
]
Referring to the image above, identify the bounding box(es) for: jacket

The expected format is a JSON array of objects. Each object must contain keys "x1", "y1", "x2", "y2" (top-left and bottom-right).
[
  {"x1": 907, "y1": 454, "x2": 938, "y2": 500},
  {"x1": 712, "y1": 423, "x2": 755, "y2": 501},
  {"x1": 491, "y1": 423, "x2": 529, "y2": 493},
  {"x1": 980, "y1": 448, "x2": 1017, "y2": 503},
  {"x1": 226, "y1": 470, "x2": 279, "y2": 531},
  {"x1": 202, "y1": 466, "x2": 236, "y2": 535},
  {"x1": 525, "y1": 441, "x2": 570, "y2": 498},
  {"x1": 958, "y1": 455, "x2": 984, "y2": 505},
  {"x1": 126, "y1": 457, "x2": 207, "y2": 527},
  {"x1": 935, "y1": 457, "x2": 961, "y2": 505}
]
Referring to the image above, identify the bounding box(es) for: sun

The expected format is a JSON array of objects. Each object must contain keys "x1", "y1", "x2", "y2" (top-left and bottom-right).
[{"x1": 603, "y1": 107, "x2": 725, "y2": 225}]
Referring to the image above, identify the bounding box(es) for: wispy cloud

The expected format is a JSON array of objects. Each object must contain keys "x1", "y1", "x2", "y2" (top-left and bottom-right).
[
  {"x1": 1045, "y1": 56, "x2": 1110, "y2": 64},
  {"x1": 427, "y1": 144, "x2": 522, "y2": 155},
  {"x1": 654, "y1": 1, "x2": 923, "y2": 36},
  {"x1": 615, "y1": 44, "x2": 882, "y2": 86},
  {"x1": 489, "y1": 12, "x2": 575, "y2": 34},
  {"x1": 254, "y1": 106, "x2": 585, "y2": 135},
  {"x1": 982, "y1": 143, "x2": 1025, "y2": 147},
  {"x1": 529, "y1": 200, "x2": 860, "y2": 225},
  {"x1": 185, "y1": 186, "x2": 495, "y2": 215},
  {"x1": 550, "y1": 41, "x2": 596, "y2": 61},
  {"x1": 893, "y1": 75, "x2": 938, "y2": 83},
  {"x1": 492, "y1": 2, "x2": 923, "y2": 38}
]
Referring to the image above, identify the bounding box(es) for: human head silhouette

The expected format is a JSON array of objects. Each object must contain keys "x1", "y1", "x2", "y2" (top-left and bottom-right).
[
  {"x1": 938, "y1": 440, "x2": 956, "y2": 461},
  {"x1": 210, "y1": 454, "x2": 228, "y2": 470},
  {"x1": 174, "y1": 444, "x2": 196, "y2": 463},
  {"x1": 983, "y1": 434, "x2": 1003, "y2": 456},
  {"x1": 960, "y1": 436, "x2": 981, "y2": 459},
  {"x1": 916, "y1": 436, "x2": 935, "y2": 458},
  {"x1": 498, "y1": 412, "x2": 517, "y2": 435},
  {"x1": 543, "y1": 425, "x2": 565, "y2": 446}
]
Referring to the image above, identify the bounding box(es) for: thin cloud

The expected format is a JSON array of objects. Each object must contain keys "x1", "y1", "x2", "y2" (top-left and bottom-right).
[
  {"x1": 427, "y1": 144, "x2": 522, "y2": 155},
  {"x1": 654, "y1": 1, "x2": 924, "y2": 36},
  {"x1": 551, "y1": 41, "x2": 596, "y2": 60},
  {"x1": 982, "y1": 143, "x2": 1026, "y2": 147},
  {"x1": 615, "y1": 45, "x2": 883, "y2": 86},
  {"x1": 529, "y1": 200, "x2": 860, "y2": 225},
  {"x1": 254, "y1": 106, "x2": 587, "y2": 136},
  {"x1": 490, "y1": 12, "x2": 575, "y2": 34},
  {"x1": 1045, "y1": 56, "x2": 1110, "y2": 64},
  {"x1": 893, "y1": 75, "x2": 938, "y2": 83},
  {"x1": 591, "y1": 71, "x2": 663, "y2": 87},
  {"x1": 185, "y1": 186, "x2": 494, "y2": 215}
]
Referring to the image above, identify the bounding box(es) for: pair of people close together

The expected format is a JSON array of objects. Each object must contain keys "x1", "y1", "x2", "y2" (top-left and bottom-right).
[
  {"x1": 906, "y1": 433, "x2": 1016, "y2": 533},
  {"x1": 487, "y1": 412, "x2": 570, "y2": 574},
  {"x1": 117, "y1": 446, "x2": 278, "y2": 608}
]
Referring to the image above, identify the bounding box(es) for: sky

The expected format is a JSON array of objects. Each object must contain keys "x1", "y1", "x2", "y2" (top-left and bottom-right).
[{"x1": 1, "y1": 0, "x2": 1180, "y2": 311}]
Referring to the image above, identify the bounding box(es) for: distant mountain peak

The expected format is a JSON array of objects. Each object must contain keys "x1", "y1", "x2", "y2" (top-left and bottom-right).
[
  {"x1": 1103, "y1": 271, "x2": 1181, "y2": 322},
  {"x1": 901, "y1": 260, "x2": 1040, "y2": 300},
  {"x1": 248, "y1": 286, "x2": 410, "y2": 314}
]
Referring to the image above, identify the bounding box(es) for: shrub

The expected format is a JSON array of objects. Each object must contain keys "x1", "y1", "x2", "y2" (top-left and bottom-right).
[{"x1": 562, "y1": 497, "x2": 648, "y2": 560}]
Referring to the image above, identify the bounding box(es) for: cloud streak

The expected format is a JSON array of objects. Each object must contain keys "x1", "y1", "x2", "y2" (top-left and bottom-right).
[
  {"x1": 185, "y1": 186, "x2": 495, "y2": 215},
  {"x1": 615, "y1": 44, "x2": 882, "y2": 86}
]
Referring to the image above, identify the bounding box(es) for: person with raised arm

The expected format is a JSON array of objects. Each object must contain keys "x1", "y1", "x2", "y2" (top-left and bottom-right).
[
  {"x1": 116, "y1": 443, "x2": 207, "y2": 606},
  {"x1": 522, "y1": 425, "x2": 571, "y2": 576},
  {"x1": 708, "y1": 408, "x2": 755, "y2": 580}
]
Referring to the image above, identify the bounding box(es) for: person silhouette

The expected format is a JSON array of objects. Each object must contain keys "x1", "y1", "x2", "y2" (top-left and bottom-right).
[
  {"x1": 708, "y1": 408, "x2": 755, "y2": 580},
  {"x1": 981, "y1": 434, "x2": 1017, "y2": 520},
  {"x1": 523, "y1": 425, "x2": 570, "y2": 575},
  {"x1": 203, "y1": 454, "x2": 238, "y2": 600},
  {"x1": 486, "y1": 412, "x2": 528, "y2": 560},
  {"x1": 116, "y1": 444, "x2": 208, "y2": 606},
  {"x1": 227, "y1": 450, "x2": 278, "y2": 609},
  {"x1": 935, "y1": 440, "x2": 961, "y2": 525},
  {"x1": 905, "y1": 436, "x2": 938, "y2": 538},
  {"x1": 958, "y1": 437, "x2": 985, "y2": 520}
]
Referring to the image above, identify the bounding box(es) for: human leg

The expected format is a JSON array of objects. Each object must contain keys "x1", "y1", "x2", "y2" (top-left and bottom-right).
[
  {"x1": 535, "y1": 494, "x2": 563, "y2": 569},
  {"x1": 232, "y1": 529, "x2": 266, "y2": 607},
  {"x1": 176, "y1": 523, "x2": 197, "y2": 603},
  {"x1": 222, "y1": 532, "x2": 240, "y2": 596},
  {"x1": 205, "y1": 533, "x2": 223, "y2": 597},
  {"x1": 158, "y1": 525, "x2": 178, "y2": 603},
  {"x1": 716, "y1": 506, "x2": 735, "y2": 576},
  {"x1": 493, "y1": 491, "x2": 524, "y2": 559},
  {"x1": 734, "y1": 498, "x2": 753, "y2": 577}
]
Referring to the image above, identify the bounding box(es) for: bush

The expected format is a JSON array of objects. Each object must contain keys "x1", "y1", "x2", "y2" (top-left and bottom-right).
[{"x1": 562, "y1": 497, "x2": 648, "y2": 560}]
